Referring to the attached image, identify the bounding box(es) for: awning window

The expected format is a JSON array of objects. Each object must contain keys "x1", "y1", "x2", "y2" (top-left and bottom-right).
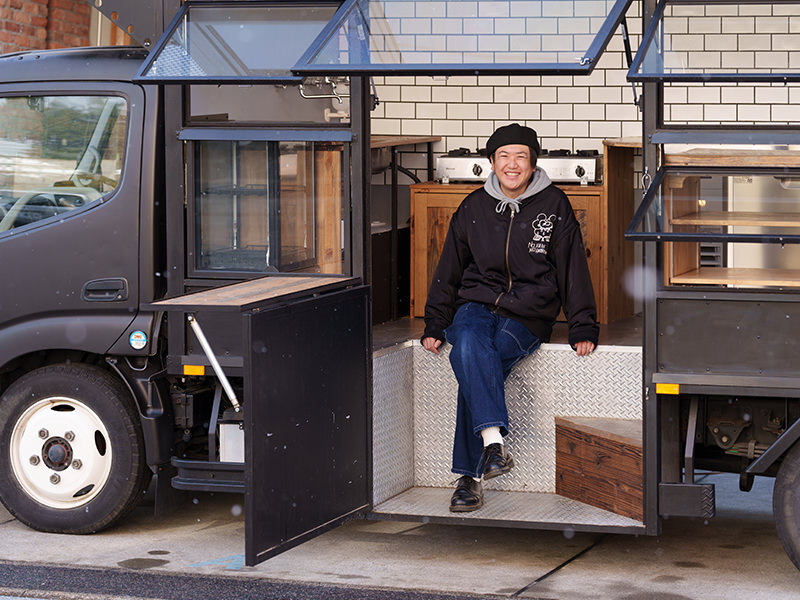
[
  {"x1": 135, "y1": 1, "x2": 342, "y2": 83},
  {"x1": 295, "y1": 0, "x2": 633, "y2": 75},
  {"x1": 629, "y1": 0, "x2": 800, "y2": 82}
]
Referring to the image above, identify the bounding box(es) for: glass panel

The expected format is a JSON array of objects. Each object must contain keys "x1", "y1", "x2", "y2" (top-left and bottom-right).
[
  {"x1": 0, "y1": 95, "x2": 126, "y2": 233},
  {"x1": 297, "y1": 0, "x2": 631, "y2": 74},
  {"x1": 631, "y1": 0, "x2": 800, "y2": 81},
  {"x1": 628, "y1": 166, "x2": 800, "y2": 289},
  {"x1": 139, "y1": 2, "x2": 340, "y2": 81},
  {"x1": 194, "y1": 140, "x2": 345, "y2": 274}
]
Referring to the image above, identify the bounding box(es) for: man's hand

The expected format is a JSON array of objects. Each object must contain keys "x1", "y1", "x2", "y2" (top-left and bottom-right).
[
  {"x1": 574, "y1": 341, "x2": 595, "y2": 357},
  {"x1": 422, "y1": 337, "x2": 443, "y2": 355}
]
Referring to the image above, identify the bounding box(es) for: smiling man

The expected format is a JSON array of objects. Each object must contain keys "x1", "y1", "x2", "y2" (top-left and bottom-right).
[{"x1": 421, "y1": 123, "x2": 598, "y2": 512}]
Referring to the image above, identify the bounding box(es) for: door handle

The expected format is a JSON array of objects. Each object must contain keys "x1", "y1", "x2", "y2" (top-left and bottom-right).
[{"x1": 82, "y1": 278, "x2": 129, "y2": 302}]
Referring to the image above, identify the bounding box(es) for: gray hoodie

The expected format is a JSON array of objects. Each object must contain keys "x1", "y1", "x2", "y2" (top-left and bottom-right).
[{"x1": 483, "y1": 166, "x2": 553, "y2": 214}]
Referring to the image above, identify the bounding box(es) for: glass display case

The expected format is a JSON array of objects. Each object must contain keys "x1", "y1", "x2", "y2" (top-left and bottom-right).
[{"x1": 628, "y1": 159, "x2": 800, "y2": 289}]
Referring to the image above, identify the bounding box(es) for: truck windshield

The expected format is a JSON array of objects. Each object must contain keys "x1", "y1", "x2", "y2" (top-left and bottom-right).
[{"x1": 0, "y1": 95, "x2": 127, "y2": 233}]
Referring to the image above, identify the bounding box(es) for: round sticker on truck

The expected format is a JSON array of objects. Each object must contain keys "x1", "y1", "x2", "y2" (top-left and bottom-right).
[{"x1": 129, "y1": 330, "x2": 148, "y2": 350}]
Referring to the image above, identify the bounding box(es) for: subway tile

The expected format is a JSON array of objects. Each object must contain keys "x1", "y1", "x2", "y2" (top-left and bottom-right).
[
  {"x1": 755, "y1": 51, "x2": 789, "y2": 69},
  {"x1": 541, "y1": 103, "x2": 573, "y2": 120},
  {"x1": 463, "y1": 18, "x2": 493, "y2": 35},
  {"x1": 401, "y1": 18, "x2": 432, "y2": 35},
  {"x1": 432, "y1": 18, "x2": 462, "y2": 34},
  {"x1": 464, "y1": 120, "x2": 497, "y2": 137},
  {"x1": 385, "y1": 102, "x2": 416, "y2": 119},
  {"x1": 526, "y1": 86, "x2": 558, "y2": 103},
  {"x1": 557, "y1": 87, "x2": 590, "y2": 104},
  {"x1": 495, "y1": 19, "x2": 526, "y2": 35},
  {"x1": 431, "y1": 86, "x2": 462, "y2": 102},
  {"x1": 432, "y1": 119, "x2": 463, "y2": 136},
  {"x1": 667, "y1": 104, "x2": 704, "y2": 123},
  {"x1": 447, "y1": 103, "x2": 479, "y2": 120},
  {"x1": 416, "y1": 103, "x2": 447, "y2": 119},
  {"x1": 477, "y1": 75, "x2": 510, "y2": 86},
  {"x1": 571, "y1": 103, "x2": 605, "y2": 121},
  {"x1": 509, "y1": 75, "x2": 541, "y2": 86},
  {"x1": 720, "y1": 17, "x2": 755, "y2": 34},
  {"x1": 755, "y1": 86, "x2": 789, "y2": 104},
  {"x1": 401, "y1": 86, "x2": 432, "y2": 102},
  {"x1": 687, "y1": 86, "x2": 721, "y2": 104},
  {"x1": 703, "y1": 104, "x2": 737, "y2": 122},
  {"x1": 462, "y1": 86, "x2": 494, "y2": 102},
  {"x1": 738, "y1": 33, "x2": 771, "y2": 51},
  {"x1": 479, "y1": 36, "x2": 509, "y2": 52},
  {"x1": 738, "y1": 103, "x2": 771, "y2": 123},
  {"x1": 605, "y1": 103, "x2": 640, "y2": 122},
  {"x1": 557, "y1": 120, "x2": 589, "y2": 138},
  {"x1": 755, "y1": 16, "x2": 789, "y2": 34},
  {"x1": 721, "y1": 86, "x2": 754, "y2": 104},
  {"x1": 772, "y1": 104, "x2": 800, "y2": 122},
  {"x1": 688, "y1": 17, "x2": 721, "y2": 34},
  {"x1": 376, "y1": 85, "x2": 401, "y2": 102},
  {"x1": 494, "y1": 86, "x2": 525, "y2": 103},
  {"x1": 401, "y1": 119, "x2": 432, "y2": 136},
  {"x1": 372, "y1": 119, "x2": 401, "y2": 135},
  {"x1": 478, "y1": 103, "x2": 509, "y2": 120},
  {"x1": 415, "y1": 2, "x2": 446, "y2": 18},
  {"x1": 509, "y1": 103, "x2": 542, "y2": 120},
  {"x1": 590, "y1": 86, "x2": 622, "y2": 104},
  {"x1": 479, "y1": 2, "x2": 509, "y2": 18}
]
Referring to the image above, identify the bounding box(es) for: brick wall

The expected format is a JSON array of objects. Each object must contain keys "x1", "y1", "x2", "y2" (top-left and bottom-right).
[{"x1": 0, "y1": 0, "x2": 90, "y2": 55}]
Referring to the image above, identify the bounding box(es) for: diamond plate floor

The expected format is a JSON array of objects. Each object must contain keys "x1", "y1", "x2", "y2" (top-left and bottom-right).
[{"x1": 372, "y1": 487, "x2": 644, "y2": 533}]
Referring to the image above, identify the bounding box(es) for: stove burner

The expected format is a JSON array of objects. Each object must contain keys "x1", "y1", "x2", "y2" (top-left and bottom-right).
[
  {"x1": 577, "y1": 149, "x2": 600, "y2": 157},
  {"x1": 447, "y1": 147, "x2": 472, "y2": 157},
  {"x1": 545, "y1": 149, "x2": 572, "y2": 157}
]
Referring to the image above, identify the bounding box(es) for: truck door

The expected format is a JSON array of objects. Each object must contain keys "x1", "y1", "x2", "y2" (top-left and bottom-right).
[{"x1": 0, "y1": 83, "x2": 145, "y2": 366}]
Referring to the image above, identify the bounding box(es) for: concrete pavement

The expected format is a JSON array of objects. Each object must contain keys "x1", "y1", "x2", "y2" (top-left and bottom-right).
[{"x1": 1, "y1": 472, "x2": 798, "y2": 599}]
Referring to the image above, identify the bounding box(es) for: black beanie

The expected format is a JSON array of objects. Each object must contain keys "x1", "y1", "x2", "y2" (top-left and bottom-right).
[{"x1": 486, "y1": 123, "x2": 540, "y2": 158}]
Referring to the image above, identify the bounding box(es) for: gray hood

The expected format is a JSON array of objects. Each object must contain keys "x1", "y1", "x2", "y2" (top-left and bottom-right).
[{"x1": 484, "y1": 167, "x2": 552, "y2": 214}]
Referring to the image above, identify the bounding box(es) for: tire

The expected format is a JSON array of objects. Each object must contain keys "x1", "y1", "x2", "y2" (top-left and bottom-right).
[
  {"x1": 773, "y1": 441, "x2": 800, "y2": 570},
  {"x1": 0, "y1": 364, "x2": 151, "y2": 533}
]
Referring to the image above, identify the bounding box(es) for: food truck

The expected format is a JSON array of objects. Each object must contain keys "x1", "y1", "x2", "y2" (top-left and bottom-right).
[{"x1": 1, "y1": 0, "x2": 800, "y2": 570}]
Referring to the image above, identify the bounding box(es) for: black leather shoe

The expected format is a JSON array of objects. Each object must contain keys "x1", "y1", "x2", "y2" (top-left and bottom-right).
[
  {"x1": 449, "y1": 476, "x2": 483, "y2": 512},
  {"x1": 482, "y1": 443, "x2": 514, "y2": 480}
]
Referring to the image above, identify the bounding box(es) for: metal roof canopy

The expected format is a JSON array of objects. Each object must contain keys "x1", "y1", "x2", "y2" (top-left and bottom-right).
[
  {"x1": 135, "y1": 0, "x2": 633, "y2": 82},
  {"x1": 628, "y1": 0, "x2": 800, "y2": 83}
]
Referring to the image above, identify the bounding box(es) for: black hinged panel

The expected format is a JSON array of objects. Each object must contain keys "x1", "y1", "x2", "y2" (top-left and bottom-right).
[{"x1": 244, "y1": 284, "x2": 371, "y2": 566}]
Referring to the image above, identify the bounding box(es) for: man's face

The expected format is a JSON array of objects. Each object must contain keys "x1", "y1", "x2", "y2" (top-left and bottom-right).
[{"x1": 490, "y1": 144, "x2": 534, "y2": 199}]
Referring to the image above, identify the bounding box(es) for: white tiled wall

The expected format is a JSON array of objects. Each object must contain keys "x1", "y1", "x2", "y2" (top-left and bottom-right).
[{"x1": 370, "y1": 0, "x2": 799, "y2": 184}]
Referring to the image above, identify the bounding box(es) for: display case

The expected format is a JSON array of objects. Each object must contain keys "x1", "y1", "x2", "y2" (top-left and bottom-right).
[{"x1": 628, "y1": 151, "x2": 800, "y2": 290}]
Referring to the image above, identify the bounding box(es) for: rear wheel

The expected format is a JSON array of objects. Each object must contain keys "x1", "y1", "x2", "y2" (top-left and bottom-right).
[
  {"x1": 0, "y1": 364, "x2": 150, "y2": 533},
  {"x1": 773, "y1": 441, "x2": 800, "y2": 569}
]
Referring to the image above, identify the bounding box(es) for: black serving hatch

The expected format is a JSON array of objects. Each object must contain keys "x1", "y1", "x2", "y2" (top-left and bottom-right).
[
  {"x1": 134, "y1": 0, "x2": 343, "y2": 84},
  {"x1": 293, "y1": 0, "x2": 633, "y2": 76},
  {"x1": 628, "y1": 0, "x2": 800, "y2": 83},
  {"x1": 145, "y1": 274, "x2": 371, "y2": 566}
]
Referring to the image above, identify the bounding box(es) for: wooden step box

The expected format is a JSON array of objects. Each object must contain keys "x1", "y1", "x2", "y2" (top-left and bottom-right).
[{"x1": 555, "y1": 417, "x2": 643, "y2": 521}]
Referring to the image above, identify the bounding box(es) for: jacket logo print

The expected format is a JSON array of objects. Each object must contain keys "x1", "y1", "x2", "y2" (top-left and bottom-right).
[{"x1": 528, "y1": 213, "x2": 557, "y2": 255}]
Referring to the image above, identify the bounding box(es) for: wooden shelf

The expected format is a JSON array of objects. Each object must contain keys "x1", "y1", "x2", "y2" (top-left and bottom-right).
[
  {"x1": 671, "y1": 210, "x2": 800, "y2": 227},
  {"x1": 672, "y1": 267, "x2": 800, "y2": 287},
  {"x1": 665, "y1": 148, "x2": 800, "y2": 168}
]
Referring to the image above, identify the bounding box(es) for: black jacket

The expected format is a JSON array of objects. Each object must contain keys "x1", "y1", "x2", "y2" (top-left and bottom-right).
[{"x1": 423, "y1": 184, "x2": 599, "y2": 348}]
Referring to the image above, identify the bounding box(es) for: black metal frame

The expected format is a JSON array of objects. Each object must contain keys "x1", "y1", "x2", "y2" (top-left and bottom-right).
[
  {"x1": 629, "y1": 0, "x2": 800, "y2": 83},
  {"x1": 292, "y1": 0, "x2": 633, "y2": 76},
  {"x1": 632, "y1": 0, "x2": 800, "y2": 534}
]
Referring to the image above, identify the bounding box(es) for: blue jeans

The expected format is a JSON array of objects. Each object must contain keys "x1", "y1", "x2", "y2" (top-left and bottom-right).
[{"x1": 444, "y1": 302, "x2": 542, "y2": 478}]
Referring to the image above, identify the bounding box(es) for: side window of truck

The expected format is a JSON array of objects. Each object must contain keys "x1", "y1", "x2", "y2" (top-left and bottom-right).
[{"x1": 0, "y1": 95, "x2": 127, "y2": 233}]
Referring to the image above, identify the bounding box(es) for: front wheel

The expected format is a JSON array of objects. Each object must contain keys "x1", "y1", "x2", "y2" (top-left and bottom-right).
[
  {"x1": 0, "y1": 364, "x2": 150, "y2": 533},
  {"x1": 773, "y1": 441, "x2": 800, "y2": 570}
]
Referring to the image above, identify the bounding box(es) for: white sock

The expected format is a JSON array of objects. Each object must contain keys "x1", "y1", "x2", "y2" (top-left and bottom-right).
[
  {"x1": 480, "y1": 426, "x2": 503, "y2": 447},
  {"x1": 472, "y1": 477, "x2": 482, "y2": 483}
]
